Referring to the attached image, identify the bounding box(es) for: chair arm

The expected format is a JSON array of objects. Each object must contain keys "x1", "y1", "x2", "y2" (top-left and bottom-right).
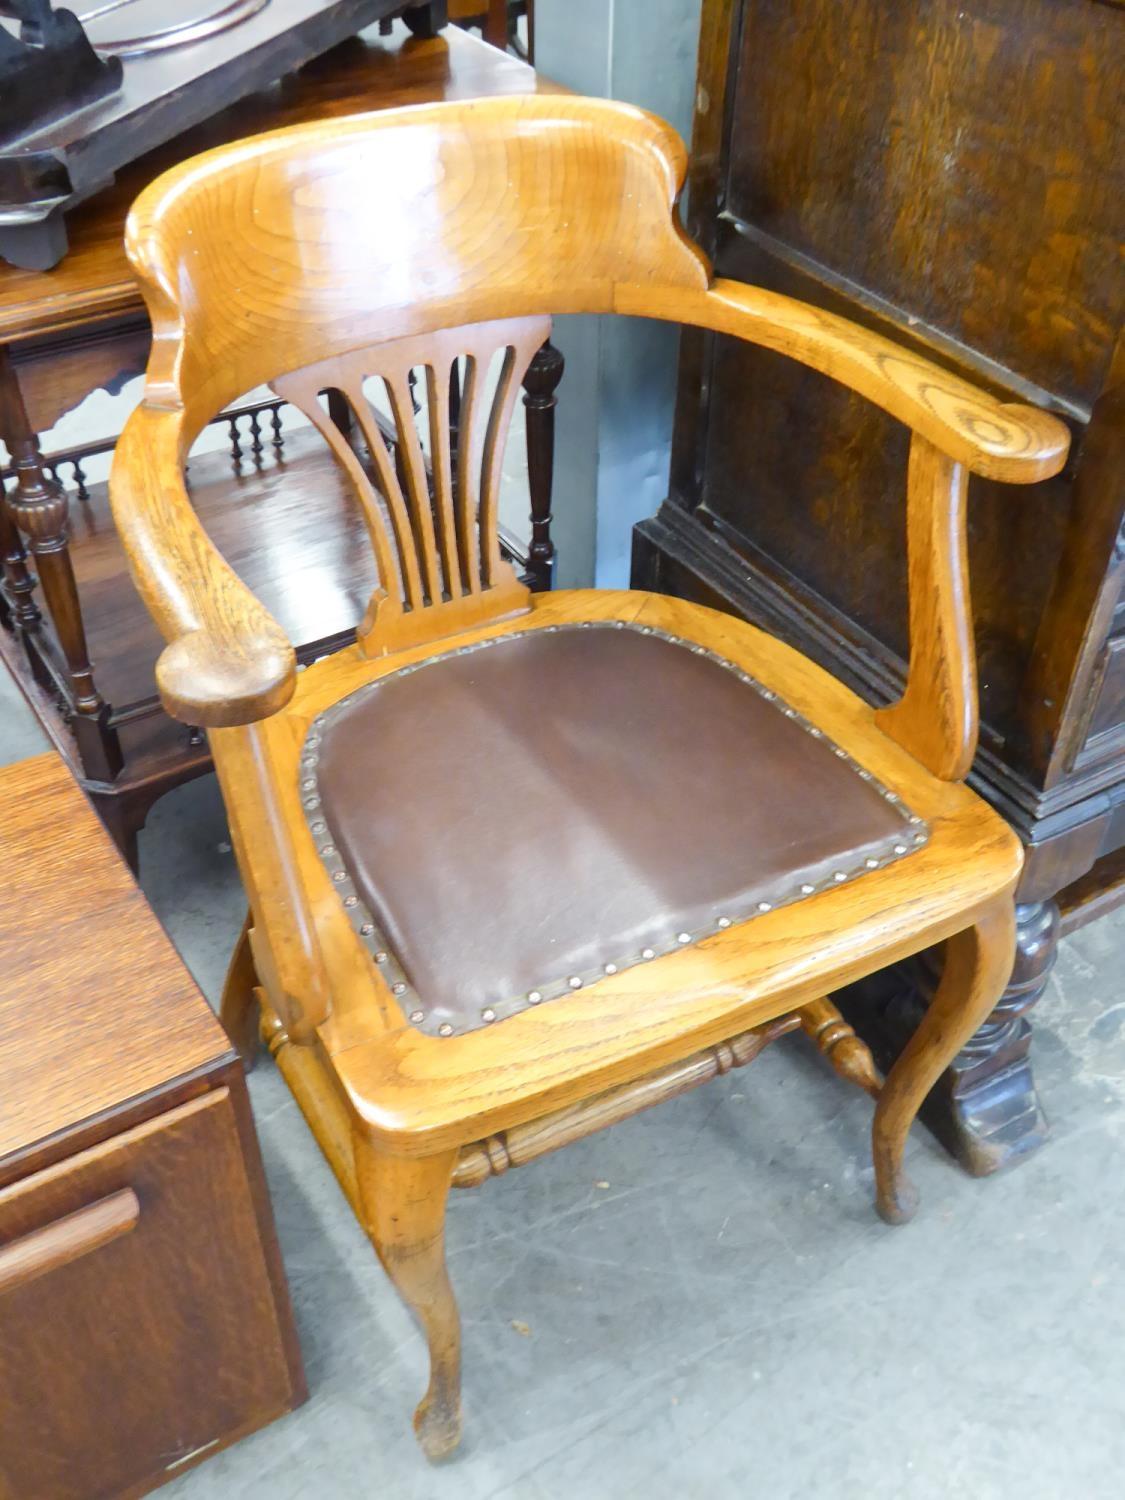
[
  {"x1": 110, "y1": 404, "x2": 297, "y2": 728},
  {"x1": 625, "y1": 279, "x2": 1070, "y2": 484}
]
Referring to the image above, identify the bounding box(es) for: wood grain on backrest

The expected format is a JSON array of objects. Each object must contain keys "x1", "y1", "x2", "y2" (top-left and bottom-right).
[{"x1": 125, "y1": 96, "x2": 709, "y2": 430}]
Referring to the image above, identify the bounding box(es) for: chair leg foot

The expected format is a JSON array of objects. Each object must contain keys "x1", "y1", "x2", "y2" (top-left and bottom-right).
[
  {"x1": 872, "y1": 897, "x2": 1016, "y2": 1225},
  {"x1": 219, "y1": 913, "x2": 261, "y2": 1068},
  {"x1": 875, "y1": 1170, "x2": 921, "y2": 1226},
  {"x1": 354, "y1": 1138, "x2": 463, "y2": 1460}
]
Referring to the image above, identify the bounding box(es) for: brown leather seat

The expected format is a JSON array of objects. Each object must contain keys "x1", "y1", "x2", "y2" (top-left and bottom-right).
[{"x1": 307, "y1": 621, "x2": 925, "y2": 1038}]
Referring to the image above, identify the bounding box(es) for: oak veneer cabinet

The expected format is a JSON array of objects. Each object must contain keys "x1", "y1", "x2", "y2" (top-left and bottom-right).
[
  {"x1": 0, "y1": 752, "x2": 304, "y2": 1498},
  {"x1": 633, "y1": 0, "x2": 1125, "y2": 1176},
  {"x1": 0, "y1": 21, "x2": 563, "y2": 869}
]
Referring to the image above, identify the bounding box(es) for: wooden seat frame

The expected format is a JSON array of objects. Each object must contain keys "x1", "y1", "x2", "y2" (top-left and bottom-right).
[{"x1": 109, "y1": 96, "x2": 1069, "y2": 1459}]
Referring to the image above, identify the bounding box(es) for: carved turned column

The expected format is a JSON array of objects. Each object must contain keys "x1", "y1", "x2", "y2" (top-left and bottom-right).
[
  {"x1": 0, "y1": 482, "x2": 40, "y2": 630},
  {"x1": 0, "y1": 350, "x2": 122, "y2": 782},
  {"x1": 522, "y1": 338, "x2": 564, "y2": 592}
]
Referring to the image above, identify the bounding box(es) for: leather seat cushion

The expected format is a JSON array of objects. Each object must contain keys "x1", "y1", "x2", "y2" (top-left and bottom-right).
[{"x1": 304, "y1": 621, "x2": 925, "y2": 1037}]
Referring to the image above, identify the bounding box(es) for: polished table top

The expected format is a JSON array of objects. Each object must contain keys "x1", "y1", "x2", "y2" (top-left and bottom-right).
[
  {"x1": 0, "y1": 751, "x2": 227, "y2": 1184},
  {"x1": 0, "y1": 24, "x2": 560, "y2": 346}
]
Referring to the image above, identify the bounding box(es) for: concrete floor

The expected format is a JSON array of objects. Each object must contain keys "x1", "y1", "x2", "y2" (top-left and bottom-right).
[{"x1": 3, "y1": 668, "x2": 1124, "y2": 1498}]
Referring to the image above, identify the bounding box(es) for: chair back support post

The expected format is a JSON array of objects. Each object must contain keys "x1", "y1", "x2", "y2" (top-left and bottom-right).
[
  {"x1": 211, "y1": 720, "x2": 332, "y2": 1040},
  {"x1": 874, "y1": 436, "x2": 976, "y2": 780}
]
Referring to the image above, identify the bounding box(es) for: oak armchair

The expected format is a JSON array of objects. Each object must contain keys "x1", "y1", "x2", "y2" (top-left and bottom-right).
[{"x1": 109, "y1": 97, "x2": 1069, "y2": 1459}]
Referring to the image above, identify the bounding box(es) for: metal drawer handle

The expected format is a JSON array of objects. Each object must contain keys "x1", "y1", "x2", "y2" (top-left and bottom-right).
[{"x1": 0, "y1": 1188, "x2": 140, "y2": 1297}]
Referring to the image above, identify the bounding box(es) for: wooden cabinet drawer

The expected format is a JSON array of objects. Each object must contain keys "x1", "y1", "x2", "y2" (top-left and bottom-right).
[{"x1": 0, "y1": 1087, "x2": 294, "y2": 1500}]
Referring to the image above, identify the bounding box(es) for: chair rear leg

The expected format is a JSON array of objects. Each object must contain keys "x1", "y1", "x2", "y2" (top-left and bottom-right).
[
  {"x1": 872, "y1": 897, "x2": 1016, "y2": 1225},
  {"x1": 354, "y1": 1137, "x2": 463, "y2": 1460},
  {"x1": 219, "y1": 912, "x2": 261, "y2": 1067}
]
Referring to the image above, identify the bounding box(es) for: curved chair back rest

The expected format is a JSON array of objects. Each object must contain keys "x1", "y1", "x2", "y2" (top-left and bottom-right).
[
  {"x1": 115, "y1": 93, "x2": 1068, "y2": 763},
  {"x1": 126, "y1": 95, "x2": 710, "y2": 428}
]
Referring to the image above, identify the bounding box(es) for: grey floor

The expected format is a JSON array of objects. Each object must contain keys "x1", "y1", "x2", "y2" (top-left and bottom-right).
[{"x1": 3, "y1": 666, "x2": 1124, "y2": 1498}]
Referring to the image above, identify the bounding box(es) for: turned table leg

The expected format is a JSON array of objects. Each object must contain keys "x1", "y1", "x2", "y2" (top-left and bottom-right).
[
  {"x1": 522, "y1": 338, "x2": 563, "y2": 592},
  {"x1": 0, "y1": 347, "x2": 122, "y2": 783}
]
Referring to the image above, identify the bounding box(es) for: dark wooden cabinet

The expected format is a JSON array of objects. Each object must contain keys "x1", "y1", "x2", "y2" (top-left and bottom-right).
[{"x1": 634, "y1": 0, "x2": 1124, "y2": 1174}]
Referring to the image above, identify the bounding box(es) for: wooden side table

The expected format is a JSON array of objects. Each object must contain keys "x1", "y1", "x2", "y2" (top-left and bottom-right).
[
  {"x1": 0, "y1": 25, "x2": 565, "y2": 868},
  {"x1": 0, "y1": 752, "x2": 305, "y2": 1498}
]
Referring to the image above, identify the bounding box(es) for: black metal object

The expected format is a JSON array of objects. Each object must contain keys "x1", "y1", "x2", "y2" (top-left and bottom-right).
[
  {"x1": 0, "y1": 0, "x2": 446, "y2": 271},
  {"x1": 0, "y1": 4, "x2": 122, "y2": 144}
]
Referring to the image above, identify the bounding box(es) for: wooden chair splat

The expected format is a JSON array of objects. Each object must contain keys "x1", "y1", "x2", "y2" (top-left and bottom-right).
[
  {"x1": 455, "y1": 350, "x2": 484, "y2": 594},
  {"x1": 380, "y1": 365, "x2": 444, "y2": 605},
  {"x1": 273, "y1": 317, "x2": 550, "y2": 644},
  {"x1": 422, "y1": 360, "x2": 463, "y2": 599}
]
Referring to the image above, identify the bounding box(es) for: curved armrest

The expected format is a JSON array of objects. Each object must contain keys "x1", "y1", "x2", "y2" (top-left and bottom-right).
[
  {"x1": 624, "y1": 279, "x2": 1070, "y2": 484},
  {"x1": 110, "y1": 404, "x2": 297, "y2": 727}
]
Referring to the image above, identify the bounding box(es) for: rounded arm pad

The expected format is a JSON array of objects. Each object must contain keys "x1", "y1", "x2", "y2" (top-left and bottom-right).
[{"x1": 110, "y1": 403, "x2": 297, "y2": 727}]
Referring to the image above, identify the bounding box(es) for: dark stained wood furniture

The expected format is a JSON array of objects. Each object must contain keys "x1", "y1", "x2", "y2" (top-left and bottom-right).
[
  {"x1": 0, "y1": 0, "x2": 442, "y2": 270},
  {"x1": 0, "y1": 21, "x2": 563, "y2": 869},
  {"x1": 633, "y1": 0, "x2": 1125, "y2": 1176},
  {"x1": 0, "y1": 750, "x2": 304, "y2": 1498},
  {"x1": 109, "y1": 94, "x2": 1066, "y2": 1458}
]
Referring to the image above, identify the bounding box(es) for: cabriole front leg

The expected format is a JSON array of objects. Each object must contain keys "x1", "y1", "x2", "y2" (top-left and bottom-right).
[
  {"x1": 840, "y1": 898, "x2": 1056, "y2": 1177},
  {"x1": 353, "y1": 1138, "x2": 463, "y2": 1460}
]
